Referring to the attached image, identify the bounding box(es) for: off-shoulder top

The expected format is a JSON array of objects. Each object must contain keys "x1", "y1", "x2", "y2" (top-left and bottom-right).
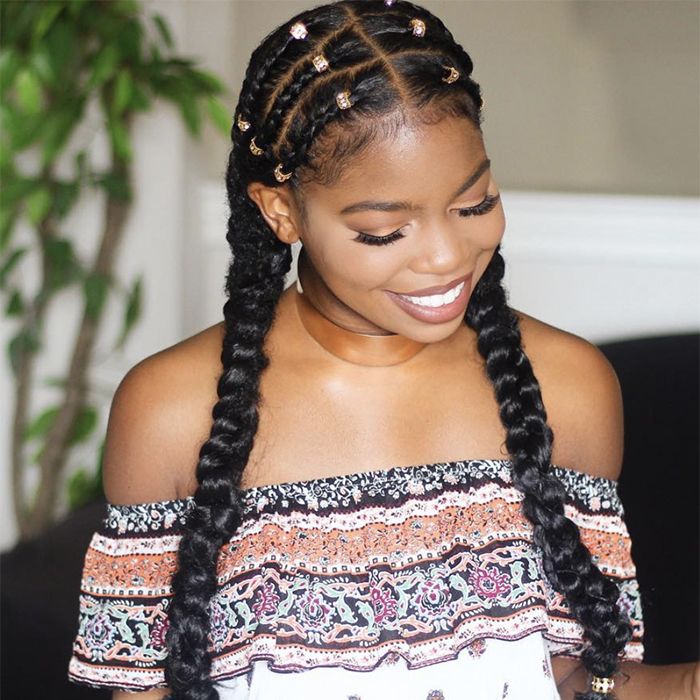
[{"x1": 67, "y1": 458, "x2": 644, "y2": 699}]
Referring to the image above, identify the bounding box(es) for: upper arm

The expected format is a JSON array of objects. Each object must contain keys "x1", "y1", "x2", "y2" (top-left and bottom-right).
[
  {"x1": 103, "y1": 345, "x2": 217, "y2": 505},
  {"x1": 519, "y1": 313, "x2": 625, "y2": 481},
  {"x1": 553, "y1": 334, "x2": 624, "y2": 481}
]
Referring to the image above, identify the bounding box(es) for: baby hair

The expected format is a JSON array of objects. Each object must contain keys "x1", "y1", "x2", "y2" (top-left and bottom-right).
[{"x1": 162, "y1": 2, "x2": 633, "y2": 698}]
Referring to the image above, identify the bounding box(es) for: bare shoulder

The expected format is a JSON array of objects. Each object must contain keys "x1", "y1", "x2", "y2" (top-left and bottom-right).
[
  {"x1": 103, "y1": 322, "x2": 225, "y2": 505},
  {"x1": 512, "y1": 307, "x2": 624, "y2": 482}
]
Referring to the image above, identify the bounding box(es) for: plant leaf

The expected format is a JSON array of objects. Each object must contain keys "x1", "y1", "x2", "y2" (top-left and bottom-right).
[
  {"x1": 53, "y1": 179, "x2": 80, "y2": 218},
  {"x1": 0, "y1": 173, "x2": 35, "y2": 208},
  {"x1": 8, "y1": 325, "x2": 41, "y2": 377},
  {"x1": 25, "y1": 186, "x2": 52, "y2": 225},
  {"x1": 113, "y1": 69, "x2": 133, "y2": 114},
  {"x1": 41, "y1": 98, "x2": 85, "y2": 166},
  {"x1": 66, "y1": 465, "x2": 103, "y2": 509},
  {"x1": 0, "y1": 206, "x2": 19, "y2": 254},
  {"x1": 44, "y1": 237, "x2": 82, "y2": 290},
  {"x1": 188, "y1": 69, "x2": 224, "y2": 94},
  {"x1": 83, "y1": 271, "x2": 109, "y2": 321},
  {"x1": 129, "y1": 81, "x2": 150, "y2": 111},
  {"x1": 24, "y1": 405, "x2": 59, "y2": 441},
  {"x1": 206, "y1": 96, "x2": 231, "y2": 135},
  {"x1": 107, "y1": 117, "x2": 132, "y2": 161},
  {"x1": 32, "y1": 2, "x2": 63, "y2": 44},
  {"x1": 92, "y1": 171, "x2": 132, "y2": 202},
  {"x1": 66, "y1": 440, "x2": 105, "y2": 510},
  {"x1": 88, "y1": 43, "x2": 120, "y2": 89},
  {"x1": 43, "y1": 18, "x2": 76, "y2": 85},
  {"x1": 176, "y1": 91, "x2": 200, "y2": 135},
  {"x1": 115, "y1": 274, "x2": 142, "y2": 348},
  {"x1": 0, "y1": 246, "x2": 27, "y2": 288},
  {"x1": 152, "y1": 13, "x2": 174, "y2": 49},
  {"x1": 0, "y1": 48, "x2": 22, "y2": 95},
  {"x1": 15, "y1": 67, "x2": 43, "y2": 113},
  {"x1": 5, "y1": 288, "x2": 24, "y2": 316},
  {"x1": 68, "y1": 405, "x2": 98, "y2": 445}
]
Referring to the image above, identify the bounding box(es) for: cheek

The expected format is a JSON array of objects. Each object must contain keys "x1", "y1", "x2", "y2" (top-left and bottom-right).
[
  {"x1": 475, "y1": 205, "x2": 506, "y2": 249},
  {"x1": 471, "y1": 207, "x2": 506, "y2": 289},
  {"x1": 305, "y1": 235, "x2": 404, "y2": 290}
]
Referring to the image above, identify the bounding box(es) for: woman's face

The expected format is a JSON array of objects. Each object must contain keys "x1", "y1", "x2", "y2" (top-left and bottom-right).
[{"x1": 285, "y1": 114, "x2": 504, "y2": 344}]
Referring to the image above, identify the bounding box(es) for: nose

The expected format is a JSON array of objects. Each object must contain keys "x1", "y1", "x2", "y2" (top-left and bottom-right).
[{"x1": 411, "y1": 218, "x2": 466, "y2": 275}]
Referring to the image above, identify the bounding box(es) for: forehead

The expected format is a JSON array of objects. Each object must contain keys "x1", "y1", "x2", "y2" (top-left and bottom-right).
[{"x1": 302, "y1": 115, "x2": 486, "y2": 207}]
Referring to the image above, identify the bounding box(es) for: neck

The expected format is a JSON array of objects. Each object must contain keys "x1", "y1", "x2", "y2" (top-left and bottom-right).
[{"x1": 294, "y1": 278, "x2": 428, "y2": 367}]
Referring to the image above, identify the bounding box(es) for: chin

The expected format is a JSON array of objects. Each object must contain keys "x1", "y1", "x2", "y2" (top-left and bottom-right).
[{"x1": 400, "y1": 314, "x2": 466, "y2": 344}]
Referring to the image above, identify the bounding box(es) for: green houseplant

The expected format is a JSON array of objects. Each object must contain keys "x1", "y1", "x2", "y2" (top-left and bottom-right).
[{"x1": 0, "y1": 0, "x2": 232, "y2": 541}]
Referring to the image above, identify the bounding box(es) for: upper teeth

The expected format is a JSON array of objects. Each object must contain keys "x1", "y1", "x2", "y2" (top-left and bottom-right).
[{"x1": 399, "y1": 281, "x2": 465, "y2": 307}]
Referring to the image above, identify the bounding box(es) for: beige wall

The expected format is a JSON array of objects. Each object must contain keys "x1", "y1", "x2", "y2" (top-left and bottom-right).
[{"x1": 179, "y1": 0, "x2": 699, "y2": 196}]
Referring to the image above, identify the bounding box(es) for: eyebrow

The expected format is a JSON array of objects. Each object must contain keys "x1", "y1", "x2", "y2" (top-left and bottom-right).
[{"x1": 339, "y1": 158, "x2": 491, "y2": 215}]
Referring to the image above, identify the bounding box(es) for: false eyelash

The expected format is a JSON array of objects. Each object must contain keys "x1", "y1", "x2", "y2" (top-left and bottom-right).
[
  {"x1": 354, "y1": 192, "x2": 501, "y2": 247},
  {"x1": 355, "y1": 229, "x2": 406, "y2": 246},
  {"x1": 457, "y1": 192, "x2": 500, "y2": 217}
]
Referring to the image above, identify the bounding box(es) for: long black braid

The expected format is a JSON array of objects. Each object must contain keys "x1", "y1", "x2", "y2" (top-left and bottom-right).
[{"x1": 163, "y1": 2, "x2": 632, "y2": 698}]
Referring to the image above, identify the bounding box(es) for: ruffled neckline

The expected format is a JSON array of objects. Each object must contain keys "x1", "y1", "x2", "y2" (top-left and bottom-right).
[
  {"x1": 119, "y1": 457, "x2": 616, "y2": 506},
  {"x1": 103, "y1": 458, "x2": 623, "y2": 531}
]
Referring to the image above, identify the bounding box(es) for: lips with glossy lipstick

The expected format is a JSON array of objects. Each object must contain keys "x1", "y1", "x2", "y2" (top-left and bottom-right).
[{"x1": 385, "y1": 273, "x2": 472, "y2": 323}]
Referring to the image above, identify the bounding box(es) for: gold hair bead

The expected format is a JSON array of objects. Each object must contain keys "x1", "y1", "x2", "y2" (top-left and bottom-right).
[
  {"x1": 236, "y1": 115, "x2": 251, "y2": 131},
  {"x1": 290, "y1": 21, "x2": 308, "y2": 40},
  {"x1": 409, "y1": 18, "x2": 426, "y2": 37},
  {"x1": 312, "y1": 54, "x2": 329, "y2": 73},
  {"x1": 441, "y1": 65, "x2": 460, "y2": 84},
  {"x1": 249, "y1": 136, "x2": 263, "y2": 156},
  {"x1": 274, "y1": 163, "x2": 293, "y2": 183},
  {"x1": 591, "y1": 676, "x2": 615, "y2": 694},
  {"x1": 336, "y1": 90, "x2": 352, "y2": 110}
]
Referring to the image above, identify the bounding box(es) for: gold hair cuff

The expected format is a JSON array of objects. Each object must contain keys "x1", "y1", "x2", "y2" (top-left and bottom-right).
[
  {"x1": 312, "y1": 54, "x2": 329, "y2": 73},
  {"x1": 249, "y1": 136, "x2": 263, "y2": 156},
  {"x1": 336, "y1": 90, "x2": 352, "y2": 110},
  {"x1": 274, "y1": 163, "x2": 293, "y2": 183},
  {"x1": 442, "y1": 65, "x2": 460, "y2": 84},
  {"x1": 290, "y1": 21, "x2": 308, "y2": 40},
  {"x1": 410, "y1": 18, "x2": 426, "y2": 37},
  {"x1": 591, "y1": 676, "x2": 615, "y2": 694},
  {"x1": 236, "y1": 115, "x2": 251, "y2": 131}
]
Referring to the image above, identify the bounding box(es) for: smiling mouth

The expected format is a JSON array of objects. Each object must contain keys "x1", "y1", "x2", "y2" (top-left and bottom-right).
[{"x1": 395, "y1": 280, "x2": 466, "y2": 307}]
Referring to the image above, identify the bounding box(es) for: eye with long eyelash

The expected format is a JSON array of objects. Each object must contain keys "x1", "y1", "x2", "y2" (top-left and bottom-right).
[{"x1": 354, "y1": 193, "x2": 501, "y2": 246}]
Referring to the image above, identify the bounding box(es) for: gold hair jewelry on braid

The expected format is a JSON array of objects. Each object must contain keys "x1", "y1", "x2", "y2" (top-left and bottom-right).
[
  {"x1": 274, "y1": 163, "x2": 293, "y2": 183},
  {"x1": 249, "y1": 136, "x2": 263, "y2": 156},
  {"x1": 236, "y1": 115, "x2": 251, "y2": 131},
  {"x1": 289, "y1": 21, "x2": 308, "y2": 40},
  {"x1": 409, "y1": 18, "x2": 426, "y2": 37},
  {"x1": 336, "y1": 90, "x2": 352, "y2": 110},
  {"x1": 441, "y1": 65, "x2": 460, "y2": 84},
  {"x1": 312, "y1": 54, "x2": 329, "y2": 73},
  {"x1": 591, "y1": 676, "x2": 615, "y2": 694}
]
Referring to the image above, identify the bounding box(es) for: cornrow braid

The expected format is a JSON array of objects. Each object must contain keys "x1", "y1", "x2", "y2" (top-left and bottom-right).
[
  {"x1": 255, "y1": 26, "x2": 374, "y2": 156},
  {"x1": 163, "y1": 2, "x2": 634, "y2": 698},
  {"x1": 235, "y1": 12, "x2": 328, "y2": 135}
]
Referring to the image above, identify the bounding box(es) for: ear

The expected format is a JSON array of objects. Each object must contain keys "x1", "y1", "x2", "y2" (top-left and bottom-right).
[{"x1": 246, "y1": 182, "x2": 302, "y2": 245}]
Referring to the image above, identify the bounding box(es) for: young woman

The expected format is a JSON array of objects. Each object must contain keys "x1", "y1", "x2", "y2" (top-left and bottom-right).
[{"x1": 67, "y1": 1, "x2": 698, "y2": 699}]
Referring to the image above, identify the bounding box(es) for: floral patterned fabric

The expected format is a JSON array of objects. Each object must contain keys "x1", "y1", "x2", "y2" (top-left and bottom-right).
[{"x1": 67, "y1": 458, "x2": 644, "y2": 694}]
